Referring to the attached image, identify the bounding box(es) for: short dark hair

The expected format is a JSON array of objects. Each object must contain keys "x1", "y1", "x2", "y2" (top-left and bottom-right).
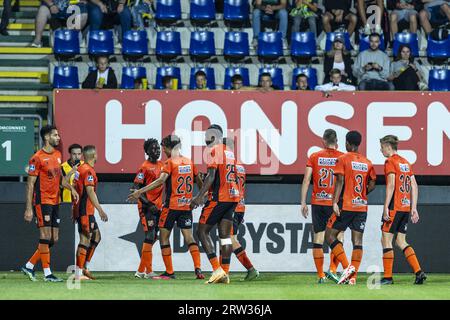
[
  {"x1": 40, "y1": 125, "x2": 57, "y2": 142},
  {"x1": 329, "y1": 68, "x2": 341, "y2": 76},
  {"x1": 161, "y1": 134, "x2": 181, "y2": 150},
  {"x1": 323, "y1": 129, "x2": 337, "y2": 145},
  {"x1": 68, "y1": 143, "x2": 82, "y2": 153},
  {"x1": 231, "y1": 74, "x2": 243, "y2": 83},
  {"x1": 195, "y1": 70, "x2": 207, "y2": 78},
  {"x1": 369, "y1": 32, "x2": 381, "y2": 41},
  {"x1": 260, "y1": 72, "x2": 272, "y2": 79},
  {"x1": 380, "y1": 135, "x2": 399, "y2": 151},
  {"x1": 162, "y1": 75, "x2": 173, "y2": 88},
  {"x1": 346, "y1": 130, "x2": 362, "y2": 147},
  {"x1": 296, "y1": 73, "x2": 308, "y2": 82},
  {"x1": 143, "y1": 138, "x2": 159, "y2": 155},
  {"x1": 95, "y1": 55, "x2": 109, "y2": 64},
  {"x1": 208, "y1": 124, "x2": 223, "y2": 135}
]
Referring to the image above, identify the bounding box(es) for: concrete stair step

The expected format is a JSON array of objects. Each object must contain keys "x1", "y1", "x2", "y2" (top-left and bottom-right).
[
  {"x1": 0, "y1": 82, "x2": 52, "y2": 90},
  {"x1": 0, "y1": 71, "x2": 49, "y2": 83}
]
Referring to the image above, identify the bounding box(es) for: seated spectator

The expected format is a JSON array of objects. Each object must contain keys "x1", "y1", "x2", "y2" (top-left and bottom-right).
[
  {"x1": 162, "y1": 75, "x2": 176, "y2": 90},
  {"x1": 290, "y1": 0, "x2": 319, "y2": 38},
  {"x1": 295, "y1": 73, "x2": 311, "y2": 90},
  {"x1": 231, "y1": 74, "x2": 244, "y2": 90},
  {"x1": 131, "y1": 0, "x2": 155, "y2": 30},
  {"x1": 322, "y1": 0, "x2": 357, "y2": 36},
  {"x1": 353, "y1": 33, "x2": 394, "y2": 90},
  {"x1": 389, "y1": 0, "x2": 419, "y2": 39},
  {"x1": 419, "y1": 0, "x2": 450, "y2": 35},
  {"x1": 357, "y1": 0, "x2": 384, "y2": 35},
  {"x1": 87, "y1": 0, "x2": 132, "y2": 40},
  {"x1": 315, "y1": 69, "x2": 356, "y2": 91},
  {"x1": 252, "y1": 0, "x2": 289, "y2": 48},
  {"x1": 31, "y1": 0, "x2": 88, "y2": 47},
  {"x1": 82, "y1": 55, "x2": 118, "y2": 89},
  {"x1": 324, "y1": 36, "x2": 355, "y2": 84},
  {"x1": 388, "y1": 44, "x2": 423, "y2": 90},
  {"x1": 258, "y1": 72, "x2": 279, "y2": 91},
  {"x1": 194, "y1": 70, "x2": 208, "y2": 90},
  {"x1": 134, "y1": 76, "x2": 148, "y2": 89}
]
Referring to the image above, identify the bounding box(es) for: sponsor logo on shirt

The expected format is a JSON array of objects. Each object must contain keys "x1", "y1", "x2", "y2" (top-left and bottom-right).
[
  {"x1": 401, "y1": 197, "x2": 411, "y2": 206},
  {"x1": 352, "y1": 196, "x2": 368, "y2": 206},
  {"x1": 177, "y1": 196, "x2": 191, "y2": 206},
  {"x1": 315, "y1": 190, "x2": 333, "y2": 200},
  {"x1": 318, "y1": 157, "x2": 337, "y2": 166},
  {"x1": 399, "y1": 163, "x2": 410, "y2": 173},
  {"x1": 236, "y1": 165, "x2": 245, "y2": 173},
  {"x1": 178, "y1": 165, "x2": 192, "y2": 174},
  {"x1": 229, "y1": 188, "x2": 240, "y2": 197},
  {"x1": 224, "y1": 150, "x2": 236, "y2": 160},
  {"x1": 351, "y1": 161, "x2": 368, "y2": 172}
]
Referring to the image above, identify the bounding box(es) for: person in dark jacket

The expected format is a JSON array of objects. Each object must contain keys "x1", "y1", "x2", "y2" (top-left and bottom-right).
[
  {"x1": 82, "y1": 55, "x2": 118, "y2": 89},
  {"x1": 323, "y1": 37, "x2": 355, "y2": 85}
]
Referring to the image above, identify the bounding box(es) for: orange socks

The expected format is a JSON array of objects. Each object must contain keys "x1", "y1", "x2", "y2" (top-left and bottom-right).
[
  {"x1": 138, "y1": 242, "x2": 153, "y2": 273},
  {"x1": 351, "y1": 246, "x2": 363, "y2": 279},
  {"x1": 207, "y1": 253, "x2": 220, "y2": 271},
  {"x1": 234, "y1": 247, "x2": 254, "y2": 270},
  {"x1": 330, "y1": 240, "x2": 349, "y2": 269},
  {"x1": 38, "y1": 241, "x2": 50, "y2": 269},
  {"x1": 76, "y1": 244, "x2": 88, "y2": 270},
  {"x1": 188, "y1": 243, "x2": 201, "y2": 270},
  {"x1": 383, "y1": 248, "x2": 394, "y2": 279},
  {"x1": 329, "y1": 252, "x2": 340, "y2": 273},
  {"x1": 161, "y1": 244, "x2": 174, "y2": 274},
  {"x1": 29, "y1": 249, "x2": 41, "y2": 266},
  {"x1": 313, "y1": 244, "x2": 325, "y2": 278},
  {"x1": 403, "y1": 246, "x2": 421, "y2": 274}
]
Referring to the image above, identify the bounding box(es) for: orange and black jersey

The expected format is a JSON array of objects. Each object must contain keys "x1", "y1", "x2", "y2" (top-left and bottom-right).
[
  {"x1": 161, "y1": 156, "x2": 198, "y2": 211},
  {"x1": 28, "y1": 149, "x2": 62, "y2": 206},
  {"x1": 73, "y1": 163, "x2": 98, "y2": 218},
  {"x1": 334, "y1": 152, "x2": 376, "y2": 212},
  {"x1": 306, "y1": 148, "x2": 344, "y2": 206},
  {"x1": 134, "y1": 160, "x2": 164, "y2": 209},
  {"x1": 384, "y1": 154, "x2": 414, "y2": 212},
  {"x1": 207, "y1": 144, "x2": 240, "y2": 203},
  {"x1": 235, "y1": 162, "x2": 246, "y2": 213}
]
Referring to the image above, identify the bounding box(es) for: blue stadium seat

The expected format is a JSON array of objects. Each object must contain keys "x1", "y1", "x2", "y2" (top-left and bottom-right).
[
  {"x1": 122, "y1": 30, "x2": 148, "y2": 58},
  {"x1": 427, "y1": 35, "x2": 450, "y2": 60},
  {"x1": 190, "y1": 0, "x2": 215, "y2": 25},
  {"x1": 259, "y1": 67, "x2": 283, "y2": 89},
  {"x1": 53, "y1": 66, "x2": 79, "y2": 89},
  {"x1": 291, "y1": 67, "x2": 318, "y2": 90},
  {"x1": 54, "y1": 29, "x2": 80, "y2": 57},
  {"x1": 155, "y1": 0, "x2": 181, "y2": 25},
  {"x1": 359, "y1": 32, "x2": 385, "y2": 52},
  {"x1": 291, "y1": 32, "x2": 316, "y2": 59},
  {"x1": 155, "y1": 67, "x2": 182, "y2": 89},
  {"x1": 223, "y1": 0, "x2": 249, "y2": 25},
  {"x1": 189, "y1": 67, "x2": 216, "y2": 89},
  {"x1": 393, "y1": 32, "x2": 419, "y2": 57},
  {"x1": 428, "y1": 69, "x2": 450, "y2": 91},
  {"x1": 88, "y1": 30, "x2": 114, "y2": 57},
  {"x1": 223, "y1": 67, "x2": 250, "y2": 89},
  {"x1": 257, "y1": 32, "x2": 283, "y2": 61},
  {"x1": 189, "y1": 31, "x2": 215, "y2": 60},
  {"x1": 325, "y1": 32, "x2": 352, "y2": 52},
  {"x1": 121, "y1": 66, "x2": 147, "y2": 89},
  {"x1": 156, "y1": 31, "x2": 182, "y2": 60},
  {"x1": 223, "y1": 31, "x2": 249, "y2": 61}
]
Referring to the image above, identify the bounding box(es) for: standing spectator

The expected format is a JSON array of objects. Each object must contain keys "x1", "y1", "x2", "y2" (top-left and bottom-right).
[
  {"x1": 88, "y1": 0, "x2": 132, "y2": 40},
  {"x1": 353, "y1": 33, "x2": 393, "y2": 90},
  {"x1": 357, "y1": 0, "x2": 384, "y2": 35},
  {"x1": 295, "y1": 73, "x2": 311, "y2": 90},
  {"x1": 315, "y1": 69, "x2": 356, "y2": 91},
  {"x1": 388, "y1": 44, "x2": 423, "y2": 90},
  {"x1": 322, "y1": 0, "x2": 358, "y2": 36},
  {"x1": 419, "y1": 0, "x2": 450, "y2": 35},
  {"x1": 82, "y1": 55, "x2": 118, "y2": 89},
  {"x1": 30, "y1": 0, "x2": 88, "y2": 47},
  {"x1": 390, "y1": 0, "x2": 419, "y2": 38},
  {"x1": 252, "y1": 0, "x2": 289, "y2": 49},
  {"x1": 0, "y1": 0, "x2": 12, "y2": 36},
  {"x1": 231, "y1": 74, "x2": 244, "y2": 90},
  {"x1": 194, "y1": 70, "x2": 208, "y2": 90},
  {"x1": 290, "y1": 0, "x2": 319, "y2": 38},
  {"x1": 324, "y1": 37, "x2": 355, "y2": 84},
  {"x1": 131, "y1": 0, "x2": 155, "y2": 30}
]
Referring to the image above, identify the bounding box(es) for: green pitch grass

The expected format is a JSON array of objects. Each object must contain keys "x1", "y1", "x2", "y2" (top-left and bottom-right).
[{"x1": 0, "y1": 272, "x2": 449, "y2": 300}]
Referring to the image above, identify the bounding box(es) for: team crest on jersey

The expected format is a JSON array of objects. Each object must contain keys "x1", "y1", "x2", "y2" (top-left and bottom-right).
[
  {"x1": 177, "y1": 197, "x2": 191, "y2": 206},
  {"x1": 178, "y1": 165, "x2": 192, "y2": 174},
  {"x1": 315, "y1": 191, "x2": 332, "y2": 200},
  {"x1": 352, "y1": 196, "x2": 367, "y2": 206},
  {"x1": 318, "y1": 157, "x2": 337, "y2": 166},
  {"x1": 399, "y1": 163, "x2": 410, "y2": 172},
  {"x1": 87, "y1": 175, "x2": 94, "y2": 182},
  {"x1": 29, "y1": 164, "x2": 36, "y2": 172},
  {"x1": 137, "y1": 173, "x2": 144, "y2": 180},
  {"x1": 224, "y1": 150, "x2": 235, "y2": 160},
  {"x1": 351, "y1": 161, "x2": 368, "y2": 172},
  {"x1": 401, "y1": 197, "x2": 411, "y2": 206}
]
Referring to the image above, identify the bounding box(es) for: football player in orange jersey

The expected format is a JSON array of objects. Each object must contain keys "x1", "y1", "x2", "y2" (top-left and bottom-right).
[
  {"x1": 379, "y1": 135, "x2": 426, "y2": 285},
  {"x1": 300, "y1": 129, "x2": 344, "y2": 283},
  {"x1": 22, "y1": 125, "x2": 79, "y2": 282},
  {"x1": 325, "y1": 130, "x2": 376, "y2": 285}
]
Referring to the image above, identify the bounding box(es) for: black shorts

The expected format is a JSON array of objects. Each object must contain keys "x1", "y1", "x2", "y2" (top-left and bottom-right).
[
  {"x1": 381, "y1": 210, "x2": 409, "y2": 234},
  {"x1": 311, "y1": 205, "x2": 334, "y2": 233},
  {"x1": 199, "y1": 201, "x2": 237, "y2": 226},
  {"x1": 158, "y1": 208, "x2": 193, "y2": 230},
  {"x1": 232, "y1": 212, "x2": 245, "y2": 235},
  {"x1": 77, "y1": 215, "x2": 99, "y2": 234},
  {"x1": 327, "y1": 211, "x2": 367, "y2": 233},
  {"x1": 34, "y1": 204, "x2": 60, "y2": 228},
  {"x1": 139, "y1": 204, "x2": 161, "y2": 234}
]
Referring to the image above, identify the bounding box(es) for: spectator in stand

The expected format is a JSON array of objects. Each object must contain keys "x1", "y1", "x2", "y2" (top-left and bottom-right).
[
  {"x1": 82, "y1": 55, "x2": 118, "y2": 89},
  {"x1": 162, "y1": 75, "x2": 175, "y2": 90},
  {"x1": 290, "y1": 0, "x2": 319, "y2": 38},
  {"x1": 315, "y1": 69, "x2": 356, "y2": 91},
  {"x1": 0, "y1": 0, "x2": 12, "y2": 36},
  {"x1": 419, "y1": 0, "x2": 450, "y2": 35},
  {"x1": 131, "y1": 0, "x2": 155, "y2": 30},
  {"x1": 252, "y1": 0, "x2": 289, "y2": 49},
  {"x1": 389, "y1": 0, "x2": 419, "y2": 39},
  {"x1": 133, "y1": 76, "x2": 148, "y2": 89},
  {"x1": 357, "y1": 0, "x2": 384, "y2": 35},
  {"x1": 194, "y1": 70, "x2": 208, "y2": 90},
  {"x1": 324, "y1": 36, "x2": 355, "y2": 85},
  {"x1": 322, "y1": 0, "x2": 358, "y2": 36},
  {"x1": 388, "y1": 44, "x2": 423, "y2": 90},
  {"x1": 231, "y1": 74, "x2": 244, "y2": 90},
  {"x1": 30, "y1": 0, "x2": 88, "y2": 48},
  {"x1": 353, "y1": 33, "x2": 393, "y2": 90},
  {"x1": 258, "y1": 72, "x2": 280, "y2": 91},
  {"x1": 295, "y1": 73, "x2": 311, "y2": 90},
  {"x1": 87, "y1": 0, "x2": 132, "y2": 40}
]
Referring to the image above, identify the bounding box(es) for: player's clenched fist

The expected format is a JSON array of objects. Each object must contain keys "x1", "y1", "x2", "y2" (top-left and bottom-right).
[
  {"x1": 301, "y1": 203, "x2": 309, "y2": 219},
  {"x1": 24, "y1": 207, "x2": 33, "y2": 222}
]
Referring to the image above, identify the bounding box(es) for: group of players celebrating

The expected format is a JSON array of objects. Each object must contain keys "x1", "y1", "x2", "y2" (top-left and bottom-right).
[{"x1": 20, "y1": 123, "x2": 425, "y2": 285}]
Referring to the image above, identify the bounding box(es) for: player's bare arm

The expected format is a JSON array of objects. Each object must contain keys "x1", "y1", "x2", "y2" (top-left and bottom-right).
[
  {"x1": 24, "y1": 175, "x2": 37, "y2": 222},
  {"x1": 300, "y1": 166, "x2": 313, "y2": 218},
  {"x1": 86, "y1": 185, "x2": 108, "y2": 222},
  {"x1": 383, "y1": 173, "x2": 395, "y2": 221},
  {"x1": 332, "y1": 174, "x2": 344, "y2": 216},
  {"x1": 128, "y1": 172, "x2": 168, "y2": 202},
  {"x1": 367, "y1": 178, "x2": 376, "y2": 194},
  {"x1": 410, "y1": 175, "x2": 419, "y2": 224},
  {"x1": 191, "y1": 167, "x2": 216, "y2": 209}
]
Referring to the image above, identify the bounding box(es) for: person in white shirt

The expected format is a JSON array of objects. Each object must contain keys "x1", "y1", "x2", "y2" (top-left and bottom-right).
[{"x1": 315, "y1": 69, "x2": 356, "y2": 92}]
